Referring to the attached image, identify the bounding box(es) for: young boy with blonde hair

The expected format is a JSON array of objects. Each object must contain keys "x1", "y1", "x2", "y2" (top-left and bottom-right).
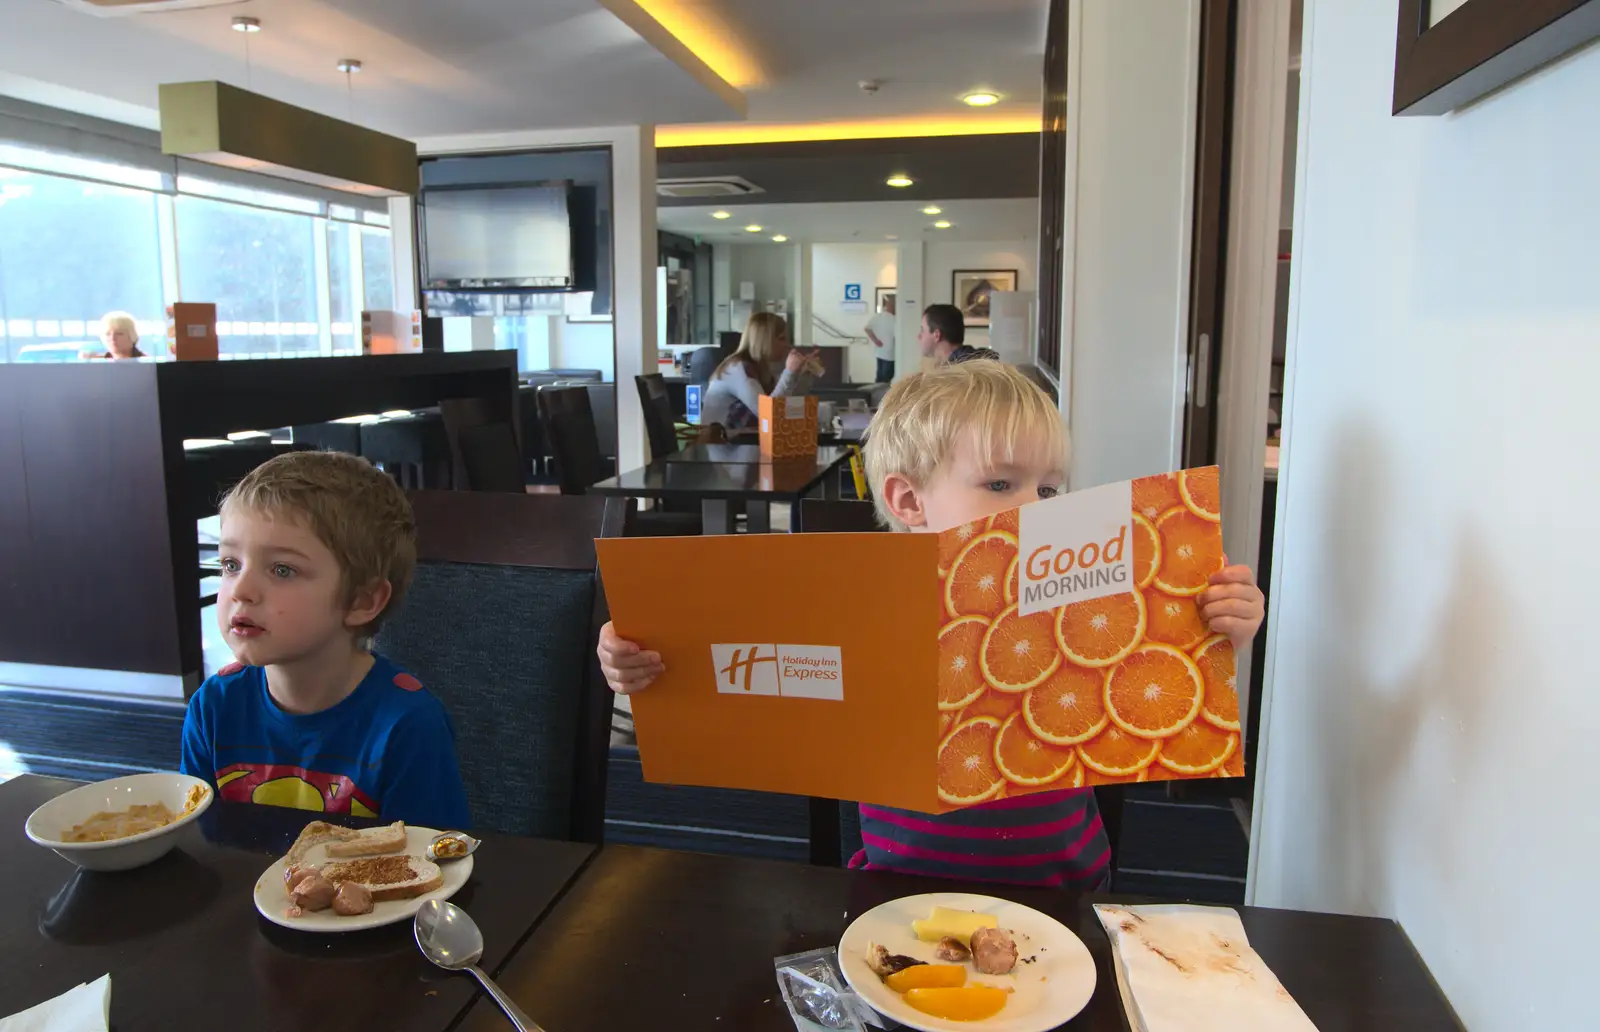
[
  {"x1": 180, "y1": 451, "x2": 470, "y2": 829},
  {"x1": 598, "y1": 363, "x2": 1262, "y2": 886}
]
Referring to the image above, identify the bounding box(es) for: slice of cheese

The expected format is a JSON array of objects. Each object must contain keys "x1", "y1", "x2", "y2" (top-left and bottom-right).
[{"x1": 911, "y1": 906, "x2": 999, "y2": 946}]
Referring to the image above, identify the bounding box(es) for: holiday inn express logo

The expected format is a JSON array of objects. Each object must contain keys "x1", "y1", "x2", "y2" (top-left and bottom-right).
[{"x1": 711, "y1": 644, "x2": 844, "y2": 701}]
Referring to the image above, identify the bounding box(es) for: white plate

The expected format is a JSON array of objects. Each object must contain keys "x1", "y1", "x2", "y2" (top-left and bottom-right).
[
  {"x1": 252, "y1": 825, "x2": 473, "y2": 933},
  {"x1": 839, "y1": 892, "x2": 1096, "y2": 1032}
]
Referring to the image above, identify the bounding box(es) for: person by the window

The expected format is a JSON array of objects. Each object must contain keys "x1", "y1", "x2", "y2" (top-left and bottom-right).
[
  {"x1": 701, "y1": 312, "x2": 818, "y2": 432},
  {"x1": 82, "y1": 311, "x2": 146, "y2": 360},
  {"x1": 917, "y1": 303, "x2": 998, "y2": 365}
]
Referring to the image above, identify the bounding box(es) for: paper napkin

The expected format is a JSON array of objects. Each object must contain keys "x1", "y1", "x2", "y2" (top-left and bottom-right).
[
  {"x1": 0, "y1": 974, "x2": 110, "y2": 1032},
  {"x1": 1094, "y1": 905, "x2": 1316, "y2": 1032}
]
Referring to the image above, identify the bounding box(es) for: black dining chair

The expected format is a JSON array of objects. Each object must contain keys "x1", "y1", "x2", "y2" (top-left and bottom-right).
[
  {"x1": 374, "y1": 491, "x2": 620, "y2": 842},
  {"x1": 440, "y1": 398, "x2": 526, "y2": 492},
  {"x1": 634, "y1": 373, "x2": 686, "y2": 459}
]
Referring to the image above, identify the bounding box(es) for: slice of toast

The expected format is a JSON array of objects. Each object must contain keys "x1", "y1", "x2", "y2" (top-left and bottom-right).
[
  {"x1": 320, "y1": 855, "x2": 443, "y2": 903},
  {"x1": 324, "y1": 821, "x2": 407, "y2": 858},
  {"x1": 283, "y1": 820, "x2": 361, "y2": 868}
]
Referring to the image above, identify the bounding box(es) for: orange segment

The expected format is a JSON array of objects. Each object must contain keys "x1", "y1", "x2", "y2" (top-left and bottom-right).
[
  {"x1": 1024, "y1": 663, "x2": 1110, "y2": 745},
  {"x1": 1193, "y1": 634, "x2": 1240, "y2": 731},
  {"x1": 1131, "y1": 511, "x2": 1161, "y2": 589},
  {"x1": 904, "y1": 986, "x2": 1008, "y2": 1022},
  {"x1": 1152, "y1": 506, "x2": 1224, "y2": 597},
  {"x1": 994, "y1": 712, "x2": 1078, "y2": 787},
  {"x1": 944, "y1": 530, "x2": 1017, "y2": 620},
  {"x1": 1143, "y1": 589, "x2": 1208, "y2": 651},
  {"x1": 1004, "y1": 554, "x2": 1019, "y2": 606},
  {"x1": 1083, "y1": 764, "x2": 1154, "y2": 786},
  {"x1": 885, "y1": 965, "x2": 966, "y2": 992},
  {"x1": 980, "y1": 604, "x2": 1062, "y2": 693},
  {"x1": 1131, "y1": 472, "x2": 1182, "y2": 521},
  {"x1": 1179, "y1": 465, "x2": 1221, "y2": 522},
  {"x1": 1105, "y1": 644, "x2": 1204, "y2": 739},
  {"x1": 988, "y1": 508, "x2": 1020, "y2": 537},
  {"x1": 939, "y1": 709, "x2": 958, "y2": 739},
  {"x1": 1157, "y1": 723, "x2": 1237, "y2": 774},
  {"x1": 1214, "y1": 749, "x2": 1246, "y2": 778},
  {"x1": 1053, "y1": 591, "x2": 1145, "y2": 668},
  {"x1": 937, "y1": 616, "x2": 990, "y2": 712},
  {"x1": 960, "y1": 688, "x2": 1023, "y2": 724},
  {"x1": 1077, "y1": 725, "x2": 1161, "y2": 776},
  {"x1": 937, "y1": 717, "x2": 1005, "y2": 805},
  {"x1": 937, "y1": 519, "x2": 987, "y2": 576}
]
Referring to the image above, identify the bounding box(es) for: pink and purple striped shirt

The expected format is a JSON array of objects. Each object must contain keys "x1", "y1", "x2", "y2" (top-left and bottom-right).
[{"x1": 848, "y1": 788, "x2": 1110, "y2": 889}]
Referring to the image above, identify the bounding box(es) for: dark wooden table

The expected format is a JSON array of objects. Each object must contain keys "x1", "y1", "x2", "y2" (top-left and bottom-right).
[
  {"x1": 0, "y1": 775, "x2": 594, "y2": 1032},
  {"x1": 457, "y1": 845, "x2": 1461, "y2": 1032},
  {"x1": 663, "y1": 443, "x2": 853, "y2": 466},
  {"x1": 589, "y1": 451, "x2": 852, "y2": 533}
]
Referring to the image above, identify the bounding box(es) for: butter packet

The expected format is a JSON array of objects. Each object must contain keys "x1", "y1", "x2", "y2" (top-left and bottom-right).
[{"x1": 773, "y1": 947, "x2": 896, "y2": 1031}]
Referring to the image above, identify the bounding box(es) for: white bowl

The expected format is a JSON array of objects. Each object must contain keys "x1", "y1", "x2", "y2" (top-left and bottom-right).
[{"x1": 25, "y1": 772, "x2": 214, "y2": 872}]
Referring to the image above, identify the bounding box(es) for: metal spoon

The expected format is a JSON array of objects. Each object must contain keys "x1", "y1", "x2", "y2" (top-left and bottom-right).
[{"x1": 414, "y1": 899, "x2": 543, "y2": 1032}]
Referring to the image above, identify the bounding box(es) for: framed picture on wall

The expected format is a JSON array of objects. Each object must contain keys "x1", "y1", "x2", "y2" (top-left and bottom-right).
[
  {"x1": 951, "y1": 269, "x2": 1017, "y2": 328},
  {"x1": 874, "y1": 287, "x2": 896, "y2": 312},
  {"x1": 1392, "y1": 0, "x2": 1600, "y2": 115}
]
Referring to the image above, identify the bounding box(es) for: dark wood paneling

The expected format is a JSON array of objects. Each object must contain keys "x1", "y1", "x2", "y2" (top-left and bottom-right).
[
  {"x1": 407, "y1": 491, "x2": 606, "y2": 569},
  {"x1": 1394, "y1": 0, "x2": 1600, "y2": 115},
  {"x1": 1035, "y1": 0, "x2": 1067, "y2": 375}
]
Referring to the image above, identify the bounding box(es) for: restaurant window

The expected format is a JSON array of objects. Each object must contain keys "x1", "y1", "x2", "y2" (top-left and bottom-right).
[
  {"x1": 0, "y1": 166, "x2": 165, "y2": 363},
  {"x1": 328, "y1": 219, "x2": 359, "y2": 355},
  {"x1": 361, "y1": 226, "x2": 395, "y2": 313},
  {"x1": 174, "y1": 193, "x2": 319, "y2": 358}
]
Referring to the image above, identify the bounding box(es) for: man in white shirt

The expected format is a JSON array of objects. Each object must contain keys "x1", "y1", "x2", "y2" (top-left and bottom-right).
[{"x1": 864, "y1": 294, "x2": 897, "y2": 383}]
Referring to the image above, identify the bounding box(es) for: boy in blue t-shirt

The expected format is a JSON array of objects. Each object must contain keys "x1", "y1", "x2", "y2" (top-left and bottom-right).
[{"x1": 180, "y1": 451, "x2": 470, "y2": 830}]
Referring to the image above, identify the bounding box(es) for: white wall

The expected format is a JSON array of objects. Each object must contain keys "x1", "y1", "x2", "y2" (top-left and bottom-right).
[
  {"x1": 812, "y1": 243, "x2": 897, "y2": 381},
  {"x1": 1058, "y1": 0, "x2": 1199, "y2": 490},
  {"x1": 725, "y1": 244, "x2": 793, "y2": 304},
  {"x1": 922, "y1": 240, "x2": 1035, "y2": 352},
  {"x1": 549, "y1": 318, "x2": 615, "y2": 377},
  {"x1": 1253, "y1": 2, "x2": 1600, "y2": 1029}
]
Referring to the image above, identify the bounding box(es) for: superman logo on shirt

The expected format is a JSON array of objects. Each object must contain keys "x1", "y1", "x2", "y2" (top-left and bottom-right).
[{"x1": 215, "y1": 762, "x2": 380, "y2": 818}]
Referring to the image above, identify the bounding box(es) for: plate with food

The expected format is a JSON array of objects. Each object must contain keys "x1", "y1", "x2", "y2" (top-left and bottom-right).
[
  {"x1": 253, "y1": 820, "x2": 476, "y2": 932},
  {"x1": 839, "y1": 893, "x2": 1095, "y2": 1032}
]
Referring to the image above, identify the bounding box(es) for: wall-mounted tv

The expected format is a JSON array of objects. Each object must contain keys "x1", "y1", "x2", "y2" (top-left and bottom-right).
[{"x1": 419, "y1": 181, "x2": 575, "y2": 291}]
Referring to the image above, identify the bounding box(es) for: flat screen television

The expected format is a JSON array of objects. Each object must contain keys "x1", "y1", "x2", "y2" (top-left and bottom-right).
[{"x1": 419, "y1": 181, "x2": 575, "y2": 291}]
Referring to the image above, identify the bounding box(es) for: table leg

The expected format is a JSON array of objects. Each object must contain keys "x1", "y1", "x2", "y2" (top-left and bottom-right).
[
  {"x1": 701, "y1": 499, "x2": 735, "y2": 534},
  {"x1": 747, "y1": 501, "x2": 772, "y2": 534},
  {"x1": 824, "y1": 467, "x2": 842, "y2": 500}
]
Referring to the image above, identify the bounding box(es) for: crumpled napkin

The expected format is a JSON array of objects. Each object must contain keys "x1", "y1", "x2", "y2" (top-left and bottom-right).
[
  {"x1": 1095, "y1": 905, "x2": 1317, "y2": 1032},
  {"x1": 0, "y1": 974, "x2": 110, "y2": 1032}
]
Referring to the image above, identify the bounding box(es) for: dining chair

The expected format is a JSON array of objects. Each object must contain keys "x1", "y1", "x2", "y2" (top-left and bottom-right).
[
  {"x1": 686, "y1": 346, "x2": 722, "y2": 386},
  {"x1": 374, "y1": 490, "x2": 621, "y2": 842},
  {"x1": 634, "y1": 373, "x2": 688, "y2": 459},
  {"x1": 439, "y1": 397, "x2": 525, "y2": 492}
]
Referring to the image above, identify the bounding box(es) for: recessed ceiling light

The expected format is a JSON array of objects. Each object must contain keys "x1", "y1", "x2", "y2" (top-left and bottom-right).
[
  {"x1": 886, "y1": 234, "x2": 900, "y2": 241},
  {"x1": 933, "y1": 220, "x2": 952, "y2": 229},
  {"x1": 744, "y1": 224, "x2": 762, "y2": 232},
  {"x1": 885, "y1": 174, "x2": 914, "y2": 188},
  {"x1": 711, "y1": 210, "x2": 731, "y2": 219},
  {"x1": 771, "y1": 234, "x2": 788, "y2": 242},
  {"x1": 962, "y1": 91, "x2": 1002, "y2": 107},
  {"x1": 231, "y1": 16, "x2": 261, "y2": 32},
  {"x1": 922, "y1": 205, "x2": 942, "y2": 215},
  {"x1": 335, "y1": 59, "x2": 363, "y2": 74}
]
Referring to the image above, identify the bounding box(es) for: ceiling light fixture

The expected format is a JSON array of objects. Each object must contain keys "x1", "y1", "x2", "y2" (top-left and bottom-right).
[
  {"x1": 933, "y1": 220, "x2": 952, "y2": 229},
  {"x1": 771, "y1": 234, "x2": 788, "y2": 242},
  {"x1": 886, "y1": 234, "x2": 900, "y2": 241},
  {"x1": 711, "y1": 210, "x2": 731, "y2": 219},
  {"x1": 744, "y1": 224, "x2": 762, "y2": 232},
  {"x1": 335, "y1": 59, "x2": 363, "y2": 74},
  {"x1": 922, "y1": 205, "x2": 942, "y2": 215},
  {"x1": 230, "y1": 16, "x2": 260, "y2": 33},
  {"x1": 962, "y1": 91, "x2": 1002, "y2": 107},
  {"x1": 885, "y1": 174, "x2": 914, "y2": 188}
]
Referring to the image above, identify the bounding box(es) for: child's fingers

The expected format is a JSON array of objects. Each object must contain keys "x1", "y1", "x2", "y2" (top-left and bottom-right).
[
  {"x1": 1208, "y1": 617, "x2": 1256, "y2": 642},
  {"x1": 603, "y1": 648, "x2": 661, "y2": 669},
  {"x1": 1208, "y1": 564, "x2": 1256, "y2": 586},
  {"x1": 1201, "y1": 598, "x2": 1259, "y2": 623},
  {"x1": 1198, "y1": 583, "x2": 1263, "y2": 608}
]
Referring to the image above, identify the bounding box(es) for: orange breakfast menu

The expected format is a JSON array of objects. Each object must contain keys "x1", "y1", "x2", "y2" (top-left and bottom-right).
[{"x1": 595, "y1": 465, "x2": 1240, "y2": 814}]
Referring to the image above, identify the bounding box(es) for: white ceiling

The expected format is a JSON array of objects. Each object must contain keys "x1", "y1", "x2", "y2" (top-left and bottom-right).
[
  {"x1": 658, "y1": 198, "x2": 1038, "y2": 245},
  {"x1": 0, "y1": 0, "x2": 1047, "y2": 138},
  {"x1": 0, "y1": 0, "x2": 743, "y2": 135}
]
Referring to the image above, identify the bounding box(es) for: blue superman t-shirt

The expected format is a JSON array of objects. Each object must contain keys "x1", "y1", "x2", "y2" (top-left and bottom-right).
[{"x1": 180, "y1": 654, "x2": 471, "y2": 830}]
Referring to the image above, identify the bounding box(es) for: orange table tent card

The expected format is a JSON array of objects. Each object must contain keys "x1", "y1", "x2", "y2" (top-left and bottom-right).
[
  {"x1": 595, "y1": 465, "x2": 1240, "y2": 814},
  {"x1": 759, "y1": 394, "x2": 818, "y2": 459}
]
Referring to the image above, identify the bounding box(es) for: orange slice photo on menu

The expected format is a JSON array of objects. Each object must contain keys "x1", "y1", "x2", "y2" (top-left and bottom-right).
[
  {"x1": 1157, "y1": 722, "x2": 1237, "y2": 775},
  {"x1": 988, "y1": 508, "x2": 1020, "y2": 537},
  {"x1": 1179, "y1": 466, "x2": 1221, "y2": 522},
  {"x1": 1077, "y1": 726, "x2": 1161, "y2": 777},
  {"x1": 937, "y1": 519, "x2": 987, "y2": 576},
  {"x1": 980, "y1": 604, "x2": 1062, "y2": 693},
  {"x1": 938, "y1": 615, "x2": 990, "y2": 712},
  {"x1": 1023, "y1": 663, "x2": 1109, "y2": 745},
  {"x1": 938, "y1": 716, "x2": 1005, "y2": 805},
  {"x1": 994, "y1": 712, "x2": 1078, "y2": 787},
  {"x1": 1053, "y1": 591, "x2": 1146, "y2": 668},
  {"x1": 1131, "y1": 472, "x2": 1183, "y2": 521},
  {"x1": 1153, "y1": 506, "x2": 1224, "y2": 597},
  {"x1": 1193, "y1": 634, "x2": 1240, "y2": 731},
  {"x1": 1131, "y1": 512, "x2": 1160, "y2": 589},
  {"x1": 958, "y1": 687, "x2": 1023, "y2": 725},
  {"x1": 1104, "y1": 643, "x2": 1204, "y2": 739},
  {"x1": 1143, "y1": 589, "x2": 1208, "y2": 651},
  {"x1": 1004, "y1": 555, "x2": 1019, "y2": 606},
  {"x1": 1214, "y1": 749, "x2": 1246, "y2": 778},
  {"x1": 1082, "y1": 765, "x2": 1154, "y2": 786},
  {"x1": 944, "y1": 531, "x2": 1017, "y2": 620}
]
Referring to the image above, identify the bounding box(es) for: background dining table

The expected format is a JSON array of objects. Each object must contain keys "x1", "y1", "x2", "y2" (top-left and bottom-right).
[
  {"x1": 588, "y1": 449, "x2": 853, "y2": 533},
  {"x1": 0, "y1": 774, "x2": 592, "y2": 1032}
]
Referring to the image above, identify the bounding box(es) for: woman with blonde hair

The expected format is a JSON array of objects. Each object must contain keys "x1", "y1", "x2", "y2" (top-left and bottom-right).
[
  {"x1": 701, "y1": 312, "x2": 818, "y2": 431},
  {"x1": 84, "y1": 311, "x2": 146, "y2": 360}
]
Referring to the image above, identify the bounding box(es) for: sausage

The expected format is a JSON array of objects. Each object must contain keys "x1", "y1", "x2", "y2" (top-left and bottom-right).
[
  {"x1": 331, "y1": 881, "x2": 374, "y2": 917},
  {"x1": 288, "y1": 871, "x2": 336, "y2": 912},
  {"x1": 935, "y1": 936, "x2": 971, "y2": 963},
  {"x1": 969, "y1": 926, "x2": 1019, "y2": 975}
]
